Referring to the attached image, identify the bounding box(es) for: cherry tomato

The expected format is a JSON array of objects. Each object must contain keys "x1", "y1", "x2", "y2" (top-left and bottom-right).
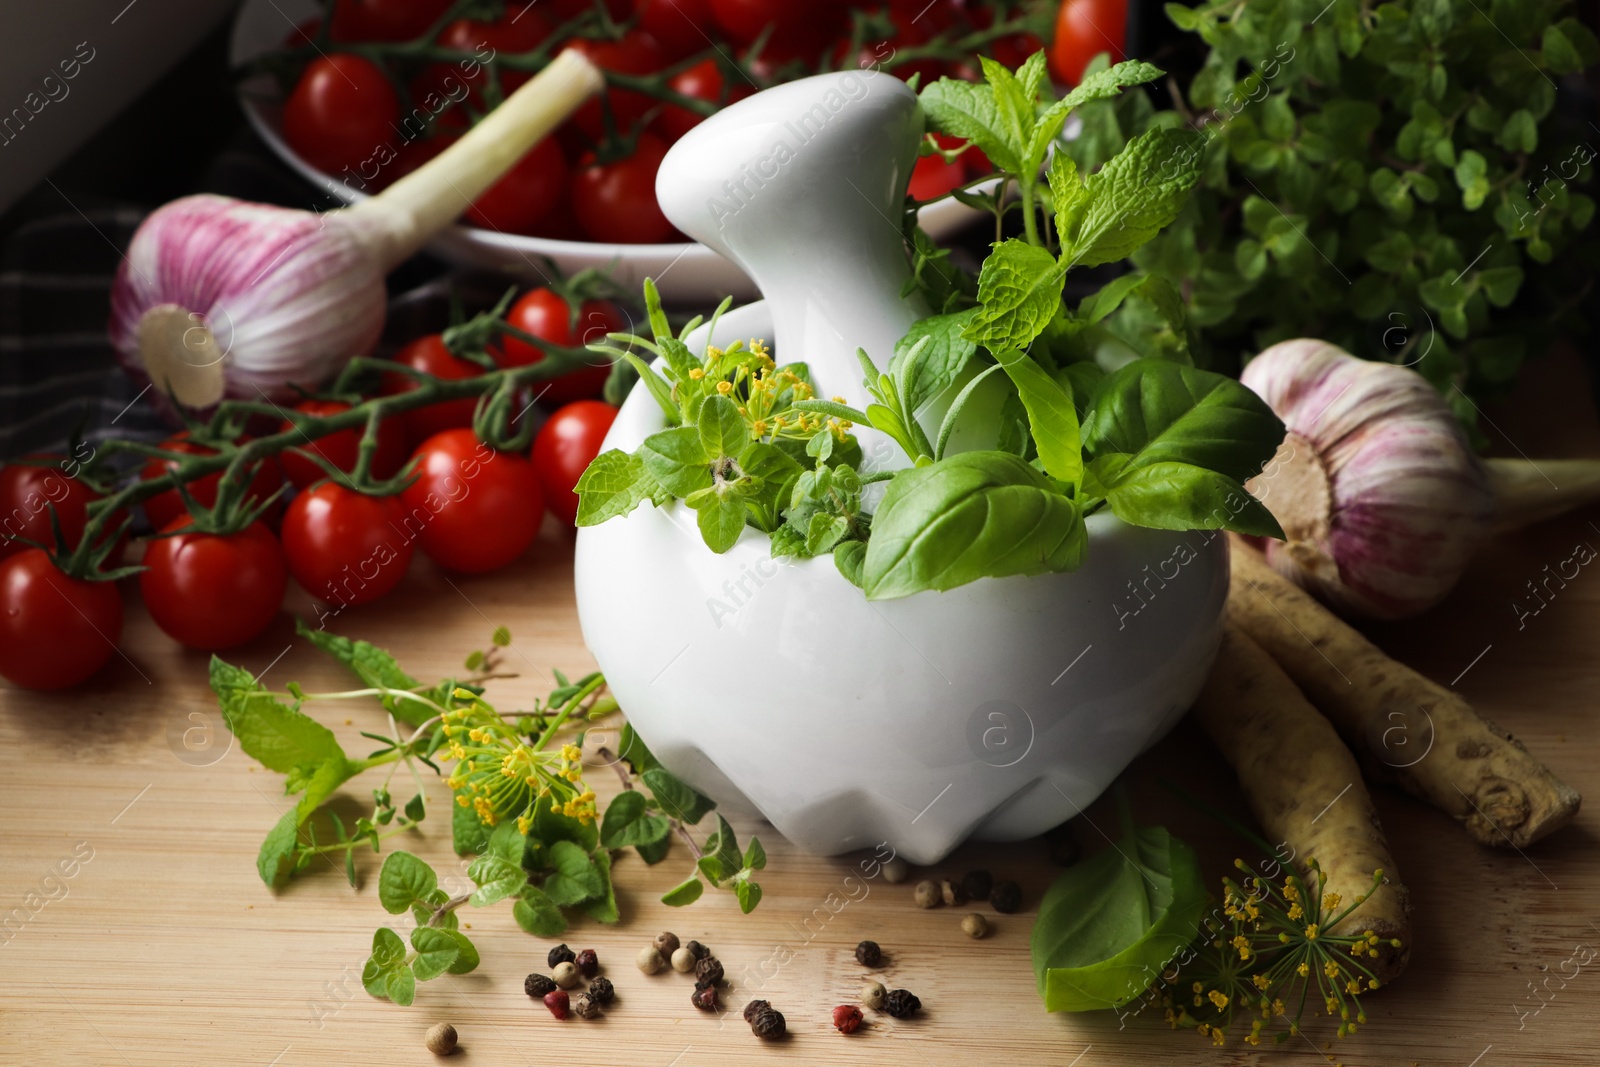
[
  {"x1": 277, "y1": 400, "x2": 409, "y2": 490},
  {"x1": 400, "y1": 429, "x2": 544, "y2": 574},
  {"x1": 908, "y1": 152, "x2": 967, "y2": 200},
  {"x1": 711, "y1": 0, "x2": 841, "y2": 50},
  {"x1": 572, "y1": 133, "x2": 676, "y2": 244},
  {"x1": 1049, "y1": 0, "x2": 1127, "y2": 86},
  {"x1": 654, "y1": 58, "x2": 751, "y2": 143},
  {"x1": 532, "y1": 401, "x2": 618, "y2": 526},
  {"x1": 464, "y1": 136, "x2": 567, "y2": 235},
  {"x1": 281, "y1": 483, "x2": 414, "y2": 606},
  {"x1": 140, "y1": 519, "x2": 287, "y2": 650},
  {"x1": 993, "y1": 32, "x2": 1047, "y2": 70},
  {"x1": 0, "y1": 457, "x2": 94, "y2": 561},
  {"x1": 380, "y1": 335, "x2": 486, "y2": 447},
  {"x1": 561, "y1": 33, "x2": 667, "y2": 140},
  {"x1": 637, "y1": 0, "x2": 716, "y2": 59},
  {"x1": 548, "y1": 0, "x2": 630, "y2": 18},
  {"x1": 498, "y1": 289, "x2": 626, "y2": 404},
  {"x1": 140, "y1": 435, "x2": 284, "y2": 532},
  {"x1": 329, "y1": 0, "x2": 453, "y2": 42},
  {"x1": 0, "y1": 549, "x2": 122, "y2": 690},
  {"x1": 836, "y1": 5, "x2": 942, "y2": 83},
  {"x1": 282, "y1": 54, "x2": 401, "y2": 178}
]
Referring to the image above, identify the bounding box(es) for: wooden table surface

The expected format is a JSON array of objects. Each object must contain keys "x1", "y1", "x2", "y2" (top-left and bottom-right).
[{"x1": 4, "y1": 353, "x2": 1599, "y2": 1067}]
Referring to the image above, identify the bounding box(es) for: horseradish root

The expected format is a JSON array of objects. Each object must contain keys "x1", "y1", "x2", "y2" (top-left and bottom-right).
[
  {"x1": 1194, "y1": 623, "x2": 1411, "y2": 983},
  {"x1": 1228, "y1": 538, "x2": 1581, "y2": 848}
]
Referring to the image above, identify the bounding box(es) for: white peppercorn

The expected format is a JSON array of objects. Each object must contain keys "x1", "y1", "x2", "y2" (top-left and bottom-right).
[
  {"x1": 913, "y1": 879, "x2": 941, "y2": 908},
  {"x1": 671, "y1": 946, "x2": 697, "y2": 973},
  {"x1": 636, "y1": 946, "x2": 665, "y2": 974},
  {"x1": 861, "y1": 981, "x2": 887, "y2": 1011},
  {"x1": 552, "y1": 961, "x2": 582, "y2": 989},
  {"x1": 424, "y1": 1022, "x2": 457, "y2": 1055},
  {"x1": 962, "y1": 912, "x2": 989, "y2": 939}
]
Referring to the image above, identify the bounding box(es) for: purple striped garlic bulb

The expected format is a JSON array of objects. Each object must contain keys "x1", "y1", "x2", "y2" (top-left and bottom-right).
[
  {"x1": 106, "y1": 50, "x2": 602, "y2": 411},
  {"x1": 1240, "y1": 339, "x2": 1493, "y2": 619}
]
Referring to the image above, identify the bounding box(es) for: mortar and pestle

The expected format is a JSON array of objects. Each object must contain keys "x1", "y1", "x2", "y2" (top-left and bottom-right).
[{"x1": 573, "y1": 70, "x2": 1227, "y2": 865}]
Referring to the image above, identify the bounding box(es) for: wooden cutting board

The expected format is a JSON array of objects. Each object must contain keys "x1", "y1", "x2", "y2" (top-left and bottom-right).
[{"x1": 3, "y1": 353, "x2": 1598, "y2": 1066}]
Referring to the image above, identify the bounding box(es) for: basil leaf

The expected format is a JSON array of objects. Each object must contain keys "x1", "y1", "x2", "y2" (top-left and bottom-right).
[
  {"x1": 992, "y1": 349, "x2": 1082, "y2": 488},
  {"x1": 1081, "y1": 360, "x2": 1285, "y2": 483},
  {"x1": 893, "y1": 309, "x2": 980, "y2": 414},
  {"x1": 862, "y1": 452, "x2": 1086, "y2": 600},
  {"x1": 1103, "y1": 462, "x2": 1284, "y2": 538},
  {"x1": 1057, "y1": 127, "x2": 1204, "y2": 268},
  {"x1": 638, "y1": 427, "x2": 713, "y2": 497},
  {"x1": 1031, "y1": 825, "x2": 1206, "y2": 1012},
  {"x1": 576, "y1": 449, "x2": 660, "y2": 526},
  {"x1": 964, "y1": 239, "x2": 1068, "y2": 353}
]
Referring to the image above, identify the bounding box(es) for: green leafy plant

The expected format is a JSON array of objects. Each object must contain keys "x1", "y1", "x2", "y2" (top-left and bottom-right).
[
  {"x1": 211, "y1": 625, "x2": 765, "y2": 1007},
  {"x1": 575, "y1": 53, "x2": 1286, "y2": 600},
  {"x1": 1071, "y1": 0, "x2": 1600, "y2": 429}
]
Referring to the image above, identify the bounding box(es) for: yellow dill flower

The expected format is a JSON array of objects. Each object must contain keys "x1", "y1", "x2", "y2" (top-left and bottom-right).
[
  {"x1": 1304, "y1": 923, "x2": 1320, "y2": 940},
  {"x1": 1231, "y1": 935, "x2": 1251, "y2": 960},
  {"x1": 1323, "y1": 891, "x2": 1341, "y2": 911},
  {"x1": 1211, "y1": 1027, "x2": 1225, "y2": 1047},
  {"x1": 516, "y1": 814, "x2": 532, "y2": 834},
  {"x1": 1323, "y1": 961, "x2": 1340, "y2": 979},
  {"x1": 716, "y1": 381, "x2": 733, "y2": 395},
  {"x1": 1296, "y1": 961, "x2": 1310, "y2": 978},
  {"x1": 560, "y1": 743, "x2": 581, "y2": 762},
  {"x1": 1271, "y1": 998, "x2": 1284, "y2": 1016},
  {"x1": 456, "y1": 794, "x2": 470, "y2": 808},
  {"x1": 1252, "y1": 974, "x2": 1271, "y2": 990},
  {"x1": 752, "y1": 420, "x2": 769, "y2": 436},
  {"x1": 1287, "y1": 902, "x2": 1304, "y2": 920},
  {"x1": 1208, "y1": 990, "x2": 1230, "y2": 1010},
  {"x1": 1345, "y1": 979, "x2": 1363, "y2": 995},
  {"x1": 688, "y1": 367, "x2": 705, "y2": 379}
]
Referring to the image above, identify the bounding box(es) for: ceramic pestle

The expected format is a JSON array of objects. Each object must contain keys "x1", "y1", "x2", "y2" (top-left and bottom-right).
[{"x1": 655, "y1": 70, "x2": 926, "y2": 416}]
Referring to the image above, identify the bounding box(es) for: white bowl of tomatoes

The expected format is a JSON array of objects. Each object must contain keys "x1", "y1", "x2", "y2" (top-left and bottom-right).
[{"x1": 229, "y1": 0, "x2": 1030, "y2": 301}]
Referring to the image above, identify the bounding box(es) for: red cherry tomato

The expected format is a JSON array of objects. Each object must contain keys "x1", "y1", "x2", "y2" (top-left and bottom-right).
[
  {"x1": 400, "y1": 429, "x2": 544, "y2": 574},
  {"x1": 380, "y1": 335, "x2": 486, "y2": 447},
  {"x1": 0, "y1": 549, "x2": 122, "y2": 690},
  {"x1": 499, "y1": 289, "x2": 627, "y2": 404},
  {"x1": 140, "y1": 519, "x2": 287, "y2": 650},
  {"x1": 0, "y1": 456, "x2": 94, "y2": 560},
  {"x1": 281, "y1": 483, "x2": 414, "y2": 606},
  {"x1": 654, "y1": 58, "x2": 751, "y2": 143},
  {"x1": 282, "y1": 54, "x2": 401, "y2": 177},
  {"x1": 463, "y1": 136, "x2": 567, "y2": 235},
  {"x1": 637, "y1": 0, "x2": 716, "y2": 59},
  {"x1": 140, "y1": 435, "x2": 284, "y2": 532},
  {"x1": 572, "y1": 133, "x2": 676, "y2": 244},
  {"x1": 711, "y1": 0, "x2": 841, "y2": 51},
  {"x1": 993, "y1": 32, "x2": 1047, "y2": 70},
  {"x1": 532, "y1": 401, "x2": 618, "y2": 526},
  {"x1": 549, "y1": 0, "x2": 629, "y2": 16},
  {"x1": 278, "y1": 400, "x2": 409, "y2": 490},
  {"x1": 908, "y1": 152, "x2": 967, "y2": 200},
  {"x1": 329, "y1": 0, "x2": 453, "y2": 42},
  {"x1": 1049, "y1": 0, "x2": 1127, "y2": 86},
  {"x1": 561, "y1": 33, "x2": 667, "y2": 140}
]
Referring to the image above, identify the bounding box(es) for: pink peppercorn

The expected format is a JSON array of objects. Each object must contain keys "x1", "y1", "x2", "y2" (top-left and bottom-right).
[
  {"x1": 832, "y1": 1004, "x2": 864, "y2": 1034},
  {"x1": 543, "y1": 989, "x2": 571, "y2": 1019}
]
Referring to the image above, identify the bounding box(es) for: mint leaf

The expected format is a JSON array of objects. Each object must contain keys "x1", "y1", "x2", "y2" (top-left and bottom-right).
[
  {"x1": 378, "y1": 852, "x2": 438, "y2": 915},
  {"x1": 919, "y1": 78, "x2": 1022, "y2": 174},
  {"x1": 443, "y1": 929, "x2": 479, "y2": 975},
  {"x1": 467, "y1": 822, "x2": 528, "y2": 906},
  {"x1": 257, "y1": 808, "x2": 302, "y2": 887},
  {"x1": 964, "y1": 239, "x2": 1068, "y2": 352},
  {"x1": 211, "y1": 657, "x2": 345, "y2": 772},
  {"x1": 512, "y1": 886, "x2": 566, "y2": 937},
  {"x1": 992, "y1": 349, "x2": 1083, "y2": 488},
  {"x1": 292, "y1": 623, "x2": 438, "y2": 726},
  {"x1": 362, "y1": 927, "x2": 415, "y2": 1006},
  {"x1": 601, "y1": 790, "x2": 670, "y2": 849},
  {"x1": 1058, "y1": 128, "x2": 1204, "y2": 268},
  {"x1": 690, "y1": 487, "x2": 748, "y2": 553},
  {"x1": 576, "y1": 449, "x2": 660, "y2": 526},
  {"x1": 704, "y1": 814, "x2": 743, "y2": 884},
  {"x1": 542, "y1": 840, "x2": 603, "y2": 906},
  {"x1": 743, "y1": 837, "x2": 768, "y2": 871},
  {"x1": 1060, "y1": 59, "x2": 1164, "y2": 108},
  {"x1": 642, "y1": 768, "x2": 715, "y2": 825}
]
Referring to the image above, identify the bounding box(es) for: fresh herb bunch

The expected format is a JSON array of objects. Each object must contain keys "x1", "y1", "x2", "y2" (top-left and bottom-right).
[
  {"x1": 211, "y1": 624, "x2": 765, "y2": 1007},
  {"x1": 1070, "y1": 0, "x2": 1599, "y2": 428},
  {"x1": 576, "y1": 53, "x2": 1287, "y2": 599}
]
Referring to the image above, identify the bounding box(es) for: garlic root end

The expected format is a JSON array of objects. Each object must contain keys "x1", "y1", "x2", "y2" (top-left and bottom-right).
[{"x1": 136, "y1": 304, "x2": 226, "y2": 409}]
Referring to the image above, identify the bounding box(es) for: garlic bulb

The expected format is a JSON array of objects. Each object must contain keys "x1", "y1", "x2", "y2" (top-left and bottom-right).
[
  {"x1": 1240, "y1": 339, "x2": 1493, "y2": 619},
  {"x1": 107, "y1": 51, "x2": 602, "y2": 409}
]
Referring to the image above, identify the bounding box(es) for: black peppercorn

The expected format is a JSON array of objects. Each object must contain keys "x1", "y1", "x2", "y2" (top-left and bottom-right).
[
  {"x1": 883, "y1": 989, "x2": 921, "y2": 1018},
  {"x1": 684, "y1": 939, "x2": 709, "y2": 961},
  {"x1": 525, "y1": 972, "x2": 557, "y2": 998},
  {"x1": 694, "y1": 956, "x2": 724, "y2": 986},
  {"x1": 573, "y1": 993, "x2": 603, "y2": 1020},
  {"x1": 854, "y1": 940, "x2": 883, "y2": 967},
  {"x1": 588, "y1": 977, "x2": 615, "y2": 1005},
  {"x1": 939, "y1": 878, "x2": 967, "y2": 906},
  {"x1": 575, "y1": 948, "x2": 599, "y2": 977},
  {"x1": 743, "y1": 999, "x2": 771, "y2": 1023},
  {"x1": 990, "y1": 880, "x2": 1023, "y2": 914},
  {"x1": 548, "y1": 943, "x2": 576, "y2": 967},
  {"x1": 750, "y1": 1007, "x2": 786, "y2": 1039},
  {"x1": 691, "y1": 985, "x2": 719, "y2": 1011},
  {"x1": 960, "y1": 869, "x2": 993, "y2": 901}
]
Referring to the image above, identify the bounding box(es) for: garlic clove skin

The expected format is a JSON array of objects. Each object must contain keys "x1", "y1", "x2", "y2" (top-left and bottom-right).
[
  {"x1": 109, "y1": 194, "x2": 387, "y2": 407},
  {"x1": 1241, "y1": 339, "x2": 1494, "y2": 619}
]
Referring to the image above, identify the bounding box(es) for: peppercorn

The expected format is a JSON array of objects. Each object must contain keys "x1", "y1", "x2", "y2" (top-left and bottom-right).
[
  {"x1": 990, "y1": 880, "x2": 1023, "y2": 914},
  {"x1": 940, "y1": 878, "x2": 967, "y2": 906},
  {"x1": 670, "y1": 946, "x2": 697, "y2": 973},
  {"x1": 961, "y1": 912, "x2": 989, "y2": 939},
  {"x1": 883, "y1": 989, "x2": 921, "y2": 1018},
  {"x1": 575, "y1": 948, "x2": 599, "y2": 977},
  {"x1": 960, "y1": 869, "x2": 993, "y2": 901},
  {"x1": 424, "y1": 1022, "x2": 457, "y2": 1055},
  {"x1": 547, "y1": 943, "x2": 576, "y2": 968},
  {"x1": 913, "y1": 880, "x2": 941, "y2": 908},
  {"x1": 572, "y1": 993, "x2": 603, "y2": 1020},
  {"x1": 655, "y1": 931, "x2": 681, "y2": 958},
  {"x1": 832, "y1": 1004, "x2": 864, "y2": 1034},
  {"x1": 636, "y1": 946, "x2": 666, "y2": 975},
  {"x1": 543, "y1": 990, "x2": 570, "y2": 1019},
  {"x1": 694, "y1": 956, "x2": 724, "y2": 986},
  {"x1": 691, "y1": 985, "x2": 719, "y2": 1011},
  {"x1": 552, "y1": 961, "x2": 582, "y2": 989},
  {"x1": 881, "y1": 857, "x2": 909, "y2": 884},
  {"x1": 743, "y1": 999, "x2": 772, "y2": 1023},
  {"x1": 684, "y1": 939, "x2": 710, "y2": 961},
  {"x1": 524, "y1": 973, "x2": 557, "y2": 998},
  {"x1": 588, "y1": 977, "x2": 615, "y2": 1005},
  {"x1": 750, "y1": 1007, "x2": 786, "y2": 1040},
  {"x1": 1046, "y1": 823, "x2": 1082, "y2": 867},
  {"x1": 861, "y1": 981, "x2": 886, "y2": 1011},
  {"x1": 854, "y1": 940, "x2": 883, "y2": 967}
]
